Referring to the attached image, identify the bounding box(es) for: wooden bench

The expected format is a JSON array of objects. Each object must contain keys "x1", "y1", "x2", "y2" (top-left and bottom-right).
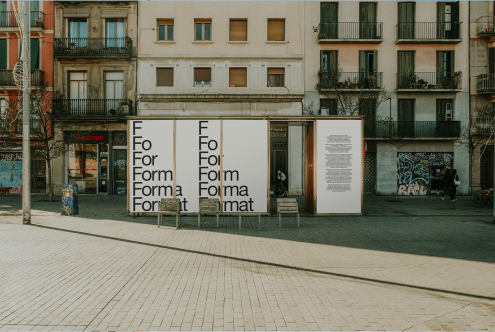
[
  {"x1": 238, "y1": 214, "x2": 261, "y2": 231},
  {"x1": 157, "y1": 198, "x2": 181, "y2": 229},
  {"x1": 198, "y1": 198, "x2": 220, "y2": 228},
  {"x1": 277, "y1": 198, "x2": 299, "y2": 228}
]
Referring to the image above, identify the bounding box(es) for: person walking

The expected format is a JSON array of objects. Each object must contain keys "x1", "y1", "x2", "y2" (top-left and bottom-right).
[
  {"x1": 440, "y1": 168, "x2": 451, "y2": 200},
  {"x1": 450, "y1": 169, "x2": 459, "y2": 201}
]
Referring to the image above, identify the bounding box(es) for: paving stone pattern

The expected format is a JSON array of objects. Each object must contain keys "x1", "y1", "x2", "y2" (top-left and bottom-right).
[{"x1": 0, "y1": 195, "x2": 494, "y2": 331}]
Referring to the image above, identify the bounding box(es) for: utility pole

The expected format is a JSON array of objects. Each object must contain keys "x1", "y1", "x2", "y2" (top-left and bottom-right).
[{"x1": 22, "y1": 3, "x2": 31, "y2": 224}]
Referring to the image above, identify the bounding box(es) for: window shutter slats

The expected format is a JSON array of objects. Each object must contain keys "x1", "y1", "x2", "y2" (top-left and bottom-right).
[
  {"x1": 157, "y1": 68, "x2": 173, "y2": 87},
  {"x1": 230, "y1": 19, "x2": 247, "y2": 41},
  {"x1": 267, "y1": 19, "x2": 285, "y2": 41},
  {"x1": 267, "y1": 68, "x2": 285, "y2": 75},
  {"x1": 194, "y1": 68, "x2": 211, "y2": 82},
  {"x1": 229, "y1": 68, "x2": 247, "y2": 87},
  {"x1": 157, "y1": 19, "x2": 174, "y2": 26}
]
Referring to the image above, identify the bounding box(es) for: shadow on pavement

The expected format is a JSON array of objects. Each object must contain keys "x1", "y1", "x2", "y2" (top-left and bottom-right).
[
  {"x1": 2, "y1": 194, "x2": 495, "y2": 265},
  {"x1": 27, "y1": 223, "x2": 495, "y2": 302}
]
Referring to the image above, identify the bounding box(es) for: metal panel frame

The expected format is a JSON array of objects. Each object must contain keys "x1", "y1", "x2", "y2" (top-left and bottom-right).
[{"x1": 127, "y1": 116, "x2": 363, "y2": 217}]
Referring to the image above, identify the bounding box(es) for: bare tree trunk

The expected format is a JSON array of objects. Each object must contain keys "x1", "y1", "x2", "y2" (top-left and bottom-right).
[{"x1": 46, "y1": 156, "x2": 53, "y2": 201}]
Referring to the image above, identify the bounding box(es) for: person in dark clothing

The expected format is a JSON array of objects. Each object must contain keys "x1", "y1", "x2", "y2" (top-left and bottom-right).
[
  {"x1": 450, "y1": 169, "x2": 459, "y2": 201},
  {"x1": 440, "y1": 168, "x2": 451, "y2": 200}
]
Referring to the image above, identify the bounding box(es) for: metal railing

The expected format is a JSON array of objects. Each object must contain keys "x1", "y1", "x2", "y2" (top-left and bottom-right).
[
  {"x1": 476, "y1": 73, "x2": 495, "y2": 93},
  {"x1": 0, "y1": 11, "x2": 44, "y2": 28},
  {"x1": 54, "y1": 37, "x2": 132, "y2": 56},
  {"x1": 0, "y1": 118, "x2": 41, "y2": 135},
  {"x1": 318, "y1": 22, "x2": 383, "y2": 40},
  {"x1": 53, "y1": 99, "x2": 134, "y2": 117},
  {"x1": 319, "y1": 71, "x2": 383, "y2": 89},
  {"x1": 0, "y1": 69, "x2": 44, "y2": 86},
  {"x1": 396, "y1": 72, "x2": 462, "y2": 90},
  {"x1": 364, "y1": 121, "x2": 461, "y2": 138},
  {"x1": 476, "y1": 16, "x2": 495, "y2": 37},
  {"x1": 472, "y1": 117, "x2": 493, "y2": 136},
  {"x1": 396, "y1": 22, "x2": 461, "y2": 40}
]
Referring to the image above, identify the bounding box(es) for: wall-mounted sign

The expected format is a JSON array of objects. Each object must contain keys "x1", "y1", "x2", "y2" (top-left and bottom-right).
[
  {"x1": 67, "y1": 131, "x2": 109, "y2": 144},
  {"x1": 130, "y1": 119, "x2": 268, "y2": 213}
]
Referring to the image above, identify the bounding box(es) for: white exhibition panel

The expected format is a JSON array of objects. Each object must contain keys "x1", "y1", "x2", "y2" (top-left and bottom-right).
[
  {"x1": 130, "y1": 119, "x2": 268, "y2": 213},
  {"x1": 130, "y1": 120, "x2": 174, "y2": 213},
  {"x1": 316, "y1": 120, "x2": 362, "y2": 214},
  {"x1": 223, "y1": 120, "x2": 268, "y2": 213},
  {"x1": 176, "y1": 120, "x2": 221, "y2": 213}
]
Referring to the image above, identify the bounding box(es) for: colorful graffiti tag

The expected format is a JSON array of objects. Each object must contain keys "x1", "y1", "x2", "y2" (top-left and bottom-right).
[
  {"x1": 0, "y1": 153, "x2": 22, "y2": 195},
  {"x1": 397, "y1": 153, "x2": 453, "y2": 196}
]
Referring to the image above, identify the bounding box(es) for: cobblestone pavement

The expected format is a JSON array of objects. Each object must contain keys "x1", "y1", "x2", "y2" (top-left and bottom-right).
[{"x1": 0, "y1": 195, "x2": 494, "y2": 331}]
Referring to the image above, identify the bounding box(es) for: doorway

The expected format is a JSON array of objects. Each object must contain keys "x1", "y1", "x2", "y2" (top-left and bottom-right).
[{"x1": 269, "y1": 121, "x2": 315, "y2": 215}]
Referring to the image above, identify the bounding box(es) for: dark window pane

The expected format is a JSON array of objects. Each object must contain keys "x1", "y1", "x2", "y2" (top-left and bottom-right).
[
  {"x1": 167, "y1": 25, "x2": 173, "y2": 40},
  {"x1": 158, "y1": 25, "x2": 165, "y2": 40},
  {"x1": 196, "y1": 23, "x2": 202, "y2": 40},
  {"x1": 204, "y1": 23, "x2": 211, "y2": 40}
]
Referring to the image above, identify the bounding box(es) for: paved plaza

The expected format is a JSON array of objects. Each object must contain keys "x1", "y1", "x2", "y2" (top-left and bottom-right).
[{"x1": 1, "y1": 195, "x2": 495, "y2": 331}]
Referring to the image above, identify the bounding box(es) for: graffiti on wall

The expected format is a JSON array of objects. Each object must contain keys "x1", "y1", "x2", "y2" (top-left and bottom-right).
[
  {"x1": 397, "y1": 153, "x2": 453, "y2": 196},
  {"x1": 0, "y1": 152, "x2": 22, "y2": 195}
]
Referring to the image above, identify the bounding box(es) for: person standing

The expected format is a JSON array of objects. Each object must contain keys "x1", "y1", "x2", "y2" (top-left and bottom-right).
[
  {"x1": 450, "y1": 169, "x2": 459, "y2": 201},
  {"x1": 440, "y1": 168, "x2": 451, "y2": 200}
]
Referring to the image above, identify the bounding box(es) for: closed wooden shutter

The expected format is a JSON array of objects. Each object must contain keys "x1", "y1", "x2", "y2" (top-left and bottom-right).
[
  {"x1": 194, "y1": 68, "x2": 211, "y2": 82},
  {"x1": 267, "y1": 19, "x2": 285, "y2": 41},
  {"x1": 229, "y1": 68, "x2": 247, "y2": 87},
  {"x1": 156, "y1": 68, "x2": 173, "y2": 86},
  {"x1": 230, "y1": 19, "x2": 247, "y2": 41},
  {"x1": 267, "y1": 68, "x2": 285, "y2": 75}
]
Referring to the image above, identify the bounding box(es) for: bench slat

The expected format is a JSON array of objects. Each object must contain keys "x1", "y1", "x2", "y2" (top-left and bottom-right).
[
  {"x1": 277, "y1": 198, "x2": 296, "y2": 202},
  {"x1": 278, "y1": 203, "x2": 297, "y2": 206}
]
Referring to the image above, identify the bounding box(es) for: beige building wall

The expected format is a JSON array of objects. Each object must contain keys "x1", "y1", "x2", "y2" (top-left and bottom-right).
[{"x1": 137, "y1": 1, "x2": 306, "y2": 194}]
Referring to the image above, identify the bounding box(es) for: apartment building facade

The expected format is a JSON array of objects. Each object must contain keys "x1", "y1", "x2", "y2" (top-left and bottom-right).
[
  {"x1": 137, "y1": 1, "x2": 306, "y2": 196},
  {"x1": 0, "y1": 1, "x2": 53, "y2": 195},
  {"x1": 51, "y1": 1, "x2": 137, "y2": 195},
  {"x1": 305, "y1": 1, "x2": 469, "y2": 195},
  {"x1": 470, "y1": 2, "x2": 495, "y2": 192}
]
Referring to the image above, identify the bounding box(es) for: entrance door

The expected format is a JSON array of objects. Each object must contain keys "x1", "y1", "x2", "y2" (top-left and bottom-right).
[
  {"x1": 481, "y1": 146, "x2": 494, "y2": 189},
  {"x1": 113, "y1": 149, "x2": 127, "y2": 195},
  {"x1": 98, "y1": 143, "x2": 108, "y2": 193},
  {"x1": 305, "y1": 122, "x2": 315, "y2": 213},
  {"x1": 270, "y1": 123, "x2": 288, "y2": 192},
  {"x1": 106, "y1": 18, "x2": 125, "y2": 48}
]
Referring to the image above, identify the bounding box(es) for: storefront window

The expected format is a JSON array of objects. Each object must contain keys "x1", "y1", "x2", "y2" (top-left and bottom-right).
[{"x1": 68, "y1": 143, "x2": 108, "y2": 194}]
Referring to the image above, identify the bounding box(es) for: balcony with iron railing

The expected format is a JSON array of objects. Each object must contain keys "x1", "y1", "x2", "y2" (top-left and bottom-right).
[
  {"x1": 318, "y1": 71, "x2": 383, "y2": 90},
  {"x1": 364, "y1": 121, "x2": 461, "y2": 139},
  {"x1": 0, "y1": 117, "x2": 42, "y2": 135},
  {"x1": 471, "y1": 117, "x2": 493, "y2": 136},
  {"x1": 0, "y1": 69, "x2": 44, "y2": 87},
  {"x1": 53, "y1": 99, "x2": 134, "y2": 118},
  {"x1": 0, "y1": 11, "x2": 44, "y2": 29},
  {"x1": 396, "y1": 22, "x2": 462, "y2": 43},
  {"x1": 476, "y1": 73, "x2": 495, "y2": 94},
  {"x1": 317, "y1": 22, "x2": 383, "y2": 44},
  {"x1": 476, "y1": 16, "x2": 495, "y2": 38},
  {"x1": 54, "y1": 38, "x2": 133, "y2": 58},
  {"x1": 396, "y1": 72, "x2": 462, "y2": 91}
]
